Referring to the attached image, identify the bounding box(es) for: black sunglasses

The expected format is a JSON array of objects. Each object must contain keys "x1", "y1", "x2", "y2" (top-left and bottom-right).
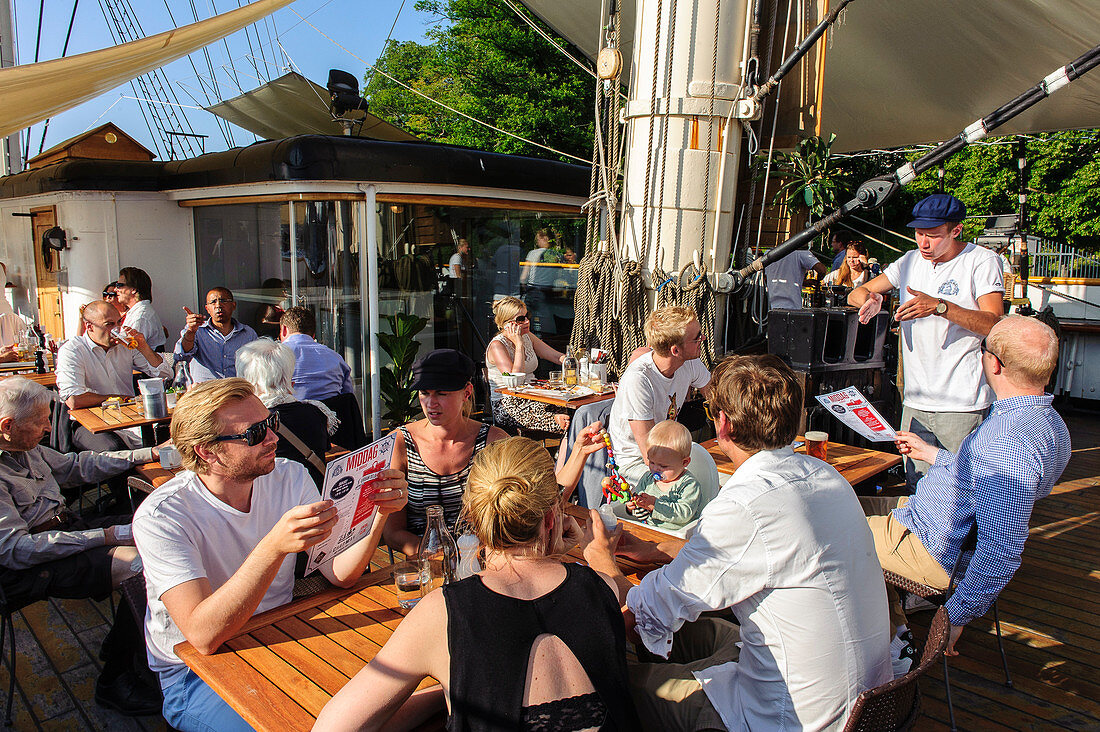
[
  {"x1": 213, "y1": 412, "x2": 280, "y2": 446},
  {"x1": 512, "y1": 315, "x2": 529, "y2": 323},
  {"x1": 102, "y1": 291, "x2": 116, "y2": 299}
]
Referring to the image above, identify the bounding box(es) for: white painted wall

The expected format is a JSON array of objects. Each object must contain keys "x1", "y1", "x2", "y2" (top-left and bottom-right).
[{"x1": 0, "y1": 191, "x2": 193, "y2": 341}]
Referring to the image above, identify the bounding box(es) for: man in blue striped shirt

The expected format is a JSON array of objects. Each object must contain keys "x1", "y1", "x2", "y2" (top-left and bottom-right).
[{"x1": 863, "y1": 315, "x2": 1070, "y2": 674}]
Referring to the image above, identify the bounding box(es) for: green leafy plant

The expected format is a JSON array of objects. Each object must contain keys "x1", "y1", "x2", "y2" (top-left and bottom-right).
[
  {"x1": 378, "y1": 311, "x2": 429, "y2": 427},
  {"x1": 760, "y1": 133, "x2": 846, "y2": 221}
]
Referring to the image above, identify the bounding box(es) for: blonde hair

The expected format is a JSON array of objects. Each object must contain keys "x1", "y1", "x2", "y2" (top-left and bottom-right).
[
  {"x1": 462, "y1": 437, "x2": 559, "y2": 553},
  {"x1": 171, "y1": 378, "x2": 255, "y2": 473},
  {"x1": 644, "y1": 305, "x2": 697, "y2": 356},
  {"x1": 709, "y1": 354, "x2": 802, "y2": 452},
  {"x1": 647, "y1": 420, "x2": 692, "y2": 459},
  {"x1": 987, "y1": 315, "x2": 1059, "y2": 389},
  {"x1": 492, "y1": 296, "x2": 526, "y2": 331}
]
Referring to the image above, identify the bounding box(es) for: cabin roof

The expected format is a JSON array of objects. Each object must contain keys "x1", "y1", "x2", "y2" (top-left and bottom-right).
[{"x1": 1, "y1": 135, "x2": 590, "y2": 201}]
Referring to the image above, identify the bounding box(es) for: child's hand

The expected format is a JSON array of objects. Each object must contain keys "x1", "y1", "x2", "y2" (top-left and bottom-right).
[{"x1": 632, "y1": 492, "x2": 656, "y2": 511}]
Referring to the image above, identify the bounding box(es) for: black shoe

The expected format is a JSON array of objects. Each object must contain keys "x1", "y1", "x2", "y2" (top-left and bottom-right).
[{"x1": 95, "y1": 671, "x2": 163, "y2": 717}]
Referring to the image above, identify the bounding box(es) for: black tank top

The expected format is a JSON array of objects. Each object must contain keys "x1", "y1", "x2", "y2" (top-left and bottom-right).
[{"x1": 443, "y1": 563, "x2": 641, "y2": 732}]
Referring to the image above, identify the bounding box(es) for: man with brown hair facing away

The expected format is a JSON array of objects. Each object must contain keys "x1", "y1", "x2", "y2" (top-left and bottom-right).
[{"x1": 585, "y1": 354, "x2": 890, "y2": 732}]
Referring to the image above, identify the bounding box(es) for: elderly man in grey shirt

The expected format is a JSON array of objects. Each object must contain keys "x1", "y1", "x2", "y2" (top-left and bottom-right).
[{"x1": 0, "y1": 377, "x2": 161, "y2": 717}]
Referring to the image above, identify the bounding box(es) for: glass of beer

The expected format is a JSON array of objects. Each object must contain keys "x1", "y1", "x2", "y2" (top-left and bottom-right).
[
  {"x1": 391, "y1": 561, "x2": 422, "y2": 609},
  {"x1": 805, "y1": 431, "x2": 829, "y2": 461}
]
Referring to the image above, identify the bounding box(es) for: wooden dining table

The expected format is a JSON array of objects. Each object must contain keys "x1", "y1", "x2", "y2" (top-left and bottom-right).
[
  {"x1": 0, "y1": 370, "x2": 56, "y2": 387},
  {"x1": 173, "y1": 510, "x2": 672, "y2": 732},
  {"x1": 700, "y1": 437, "x2": 901, "y2": 488},
  {"x1": 68, "y1": 401, "x2": 172, "y2": 434},
  {"x1": 499, "y1": 384, "x2": 616, "y2": 409}
]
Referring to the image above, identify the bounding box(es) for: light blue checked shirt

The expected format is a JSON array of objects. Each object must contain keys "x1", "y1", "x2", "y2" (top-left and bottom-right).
[
  {"x1": 282, "y1": 333, "x2": 354, "y2": 400},
  {"x1": 173, "y1": 319, "x2": 257, "y2": 383},
  {"x1": 894, "y1": 394, "x2": 1071, "y2": 626}
]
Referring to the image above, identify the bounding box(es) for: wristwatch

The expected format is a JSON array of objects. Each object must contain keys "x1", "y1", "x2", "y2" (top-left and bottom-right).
[{"x1": 934, "y1": 299, "x2": 948, "y2": 315}]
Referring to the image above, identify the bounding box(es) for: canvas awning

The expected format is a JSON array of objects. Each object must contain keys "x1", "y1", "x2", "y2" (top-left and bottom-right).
[
  {"x1": 518, "y1": 0, "x2": 1100, "y2": 151},
  {"x1": 0, "y1": 0, "x2": 294, "y2": 141},
  {"x1": 205, "y1": 72, "x2": 418, "y2": 141}
]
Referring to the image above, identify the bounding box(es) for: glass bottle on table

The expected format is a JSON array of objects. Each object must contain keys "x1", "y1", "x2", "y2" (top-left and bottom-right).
[
  {"x1": 419, "y1": 505, "x2": 458, "y2": 595},
  {"x1": 563, "y1": 351, "x2": 578, "y2": 387}
]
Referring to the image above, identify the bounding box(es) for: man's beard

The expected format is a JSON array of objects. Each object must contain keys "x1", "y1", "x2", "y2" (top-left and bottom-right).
[{"x1": 220, "y1": 452, "x2": 277, "y2": 483}]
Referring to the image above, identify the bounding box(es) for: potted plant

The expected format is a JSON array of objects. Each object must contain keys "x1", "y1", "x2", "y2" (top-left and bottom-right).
[{"x1": 378, "y1": 310, "x2": 429, "y2": 428}]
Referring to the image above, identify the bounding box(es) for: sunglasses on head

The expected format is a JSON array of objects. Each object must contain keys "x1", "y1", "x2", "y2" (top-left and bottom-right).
[{"x1": 213, "y1": 412, "x2": 280, "y2": 446}]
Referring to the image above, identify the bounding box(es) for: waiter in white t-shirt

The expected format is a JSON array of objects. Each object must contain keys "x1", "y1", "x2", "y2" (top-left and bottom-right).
[
  {"x1": 765, "y1": 249, "x2": 827, "y2": 309},
  {"x1": 608, "y1": 306, "x2": 711, "y2": 485},
  {"x1": 849, "y1": 194, "x2": 1004, "y2": 487}
]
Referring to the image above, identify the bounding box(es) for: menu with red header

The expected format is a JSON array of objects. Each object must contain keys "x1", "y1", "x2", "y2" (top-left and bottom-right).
[
  {"x1": 814, "y1": 387, "x2": 898, "y2": 443},
  {"x1": 305, "y1": 432, "x2": 397, "y2": 574}
]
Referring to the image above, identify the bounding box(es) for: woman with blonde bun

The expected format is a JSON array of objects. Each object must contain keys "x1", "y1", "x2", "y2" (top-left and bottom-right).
[
  {"x1": 316, "y1": 437, "x2": 640, "y2": 732},
  {"x1": 486, "y1": 296, "x2": 571, "y2": 433}
]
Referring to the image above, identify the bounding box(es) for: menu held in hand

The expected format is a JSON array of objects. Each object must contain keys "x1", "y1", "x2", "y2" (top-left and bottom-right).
[
  {"x1": 814, "y1": 387, "x2": 898, "y2": 443},
  {"x1": 305, "y1": 432, "x2": 397, "y2": 574}
]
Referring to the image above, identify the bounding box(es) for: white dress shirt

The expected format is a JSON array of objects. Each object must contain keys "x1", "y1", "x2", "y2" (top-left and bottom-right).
[
  {"x1": 627, "y1": 447, "x2": 891, "y2": 731},
  {"x1": 122, "y1": 299, "x2": 167, "y2": 350},
  {"x1": 56, "y1": 333, "x2": 172, "y2": 402}
]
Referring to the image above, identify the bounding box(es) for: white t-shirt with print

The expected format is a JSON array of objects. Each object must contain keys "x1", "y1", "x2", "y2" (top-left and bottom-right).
[
  {"x1": 133, "y1": 459, "x2": 319, "y2": 686},
  {"x1": 765, "y1": 249, "x2": 821, "y2": 309},
  {"x1": 884, "y1": 242, "x2": 1004, "y2": 412},
  {"x1": 609, "y1": 352, "x2": 711, "y2": 468}
]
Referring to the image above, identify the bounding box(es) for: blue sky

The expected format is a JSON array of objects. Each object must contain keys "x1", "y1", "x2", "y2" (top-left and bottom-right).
[{"x1": 11, "y1": 0, "x2": 432, "y2": 160}]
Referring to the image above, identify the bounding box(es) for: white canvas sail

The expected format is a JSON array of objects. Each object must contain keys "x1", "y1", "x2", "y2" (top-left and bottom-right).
[{"x1": 0, "y1": 0, "x2": 295, "y2": 140}]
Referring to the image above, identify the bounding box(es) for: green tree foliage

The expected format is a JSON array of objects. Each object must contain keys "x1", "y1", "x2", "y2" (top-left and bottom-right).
[
  {"x1": 365, "y1": 0, "x2": 595, "y2": 163},
  {"x1": 839, "y1": 130, "x2": 1100, "y2": 253}
]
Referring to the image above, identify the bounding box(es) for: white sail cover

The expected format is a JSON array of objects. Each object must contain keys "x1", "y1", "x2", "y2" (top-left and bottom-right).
[
  {"x1": 519, "y1": 0, "x2": 1100, "y2": 151},
  {"x1": 206, "y1": 72, "x2": 418, "y2": 142},
  {"x1": 0, "y1": 0, "x2": 295, "y2": 140}
]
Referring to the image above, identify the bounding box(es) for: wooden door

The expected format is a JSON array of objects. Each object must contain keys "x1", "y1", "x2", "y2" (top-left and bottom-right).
[{"x1": 30, "y1": 206, "x2": 65, "y2": 338}]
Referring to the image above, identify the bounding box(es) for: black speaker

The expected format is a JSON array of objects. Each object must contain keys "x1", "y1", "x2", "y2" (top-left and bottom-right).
[{"x1": 768, "y1": 308, "x2": 889, "y2": 371}]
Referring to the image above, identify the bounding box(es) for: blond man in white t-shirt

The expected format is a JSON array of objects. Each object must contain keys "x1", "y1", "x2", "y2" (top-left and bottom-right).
[
  {"x1": 134, "y1": 378, "x2": 409, "y2": 732},
  {"x1": 608, "y1": 306, "x2": 711, "y2": 485},
  {"x1": 849, "y1": 194, "x2": 1004, "y2": 487}
]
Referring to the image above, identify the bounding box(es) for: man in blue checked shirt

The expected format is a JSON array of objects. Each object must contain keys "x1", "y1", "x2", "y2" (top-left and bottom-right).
[
  {"x1": 862, "y1": 314, "x2": 1070, "y2": 677},
  {"x1": 174, "y1": 287, "x2": 257, "y2": 383}
]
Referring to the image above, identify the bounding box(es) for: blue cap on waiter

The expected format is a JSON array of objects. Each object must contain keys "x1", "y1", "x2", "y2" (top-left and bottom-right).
[{"x1": 907, "y1": 194, "x2": 966, "y2": 228}]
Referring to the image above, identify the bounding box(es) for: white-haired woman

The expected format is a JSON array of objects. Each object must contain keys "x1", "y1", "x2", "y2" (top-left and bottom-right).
[{"x1": 235, "y1": 338, "x2": 338, "y2": 486}]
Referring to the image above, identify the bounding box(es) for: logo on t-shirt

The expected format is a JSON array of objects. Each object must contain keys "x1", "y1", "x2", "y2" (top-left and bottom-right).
[{"x1": 937, "y1": 280, "x2": 960, "y2": 296}]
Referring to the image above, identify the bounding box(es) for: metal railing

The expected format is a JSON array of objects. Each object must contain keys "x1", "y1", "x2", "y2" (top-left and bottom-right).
[{"x1": 1028, "y1": 239, "x2": 1100, "y2": 279}]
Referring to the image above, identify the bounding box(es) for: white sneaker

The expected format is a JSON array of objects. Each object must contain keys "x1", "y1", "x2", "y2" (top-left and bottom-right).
[{"x1": 890, "y1": 630, "x2": 918, "y2": 678}]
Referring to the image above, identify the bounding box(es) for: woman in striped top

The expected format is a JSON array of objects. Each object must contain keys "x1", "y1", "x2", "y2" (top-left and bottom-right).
[{"x1": 384, "y1": 349, "x2": 509, "y2": 556}]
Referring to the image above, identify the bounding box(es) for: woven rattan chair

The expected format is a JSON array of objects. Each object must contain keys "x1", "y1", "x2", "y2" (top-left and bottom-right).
[
  {"x1": 882, "y1": 524, "x2": 1012, "y2": 732},
  {"x1": 843, "y1": 607, "x2": 951, "y2": 731}
]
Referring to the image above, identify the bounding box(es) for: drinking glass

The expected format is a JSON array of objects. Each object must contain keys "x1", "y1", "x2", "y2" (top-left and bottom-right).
[
  {"x1": 805, "y1": 431, "x2": 829, "y2": 461},
  {"x1": 392, "y1": 561, "x2": 423, "y2": 609},
  {"x1": 548, "y1": 370, "x2": 564, "y2": 388}
]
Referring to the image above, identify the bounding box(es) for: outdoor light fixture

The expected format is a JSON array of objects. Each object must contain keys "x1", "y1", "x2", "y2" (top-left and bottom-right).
[{"x1": 327, "y1": 69, "x2": 368, "y2": 117}]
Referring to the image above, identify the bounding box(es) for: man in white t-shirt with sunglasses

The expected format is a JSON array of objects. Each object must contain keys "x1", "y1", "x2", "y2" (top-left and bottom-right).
[
  {"x1": 849, "y1": 194, "x2": 1004, "y2": 487},
  {"x1": 134, "y1": 378, "x2": 408, "y2": 732}
]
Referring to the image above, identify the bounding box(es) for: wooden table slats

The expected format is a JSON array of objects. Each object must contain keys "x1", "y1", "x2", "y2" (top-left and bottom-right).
[
  {"x1": 499, "y1": 386, "x2": 615, "y2": 409},
  {"x1": 0, "y1": 370, "x2": 56, "y2": 387},
  {"x1": 702, "y1": 437, "x2": 901, "y2": 487},
  {"x1": 69, "y1": 402, "x2": 172, "y2": 433}
]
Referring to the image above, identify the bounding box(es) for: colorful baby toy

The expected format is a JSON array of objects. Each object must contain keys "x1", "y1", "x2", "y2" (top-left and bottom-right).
[{"x1": 599, "y1": 430, "x2": 633, "y2": 502}]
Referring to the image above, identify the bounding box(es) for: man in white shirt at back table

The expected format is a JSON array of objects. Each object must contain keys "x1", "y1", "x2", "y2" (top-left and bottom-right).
[
  {"x1": 608, "y1": 306, "x2": 711, "y2": 486},
  {"x1": 765, "y1": 248, "x2": 827, "y2": 309},
  {"x1": 584, "y1": 353, "x2": 891, "y2": 731},
  {"x1": 849, "y1": 193, "x2": 1004, "y2": 488},
  {"x1": 134, "y1": 378, "x2": 408, "y2": 732}
]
